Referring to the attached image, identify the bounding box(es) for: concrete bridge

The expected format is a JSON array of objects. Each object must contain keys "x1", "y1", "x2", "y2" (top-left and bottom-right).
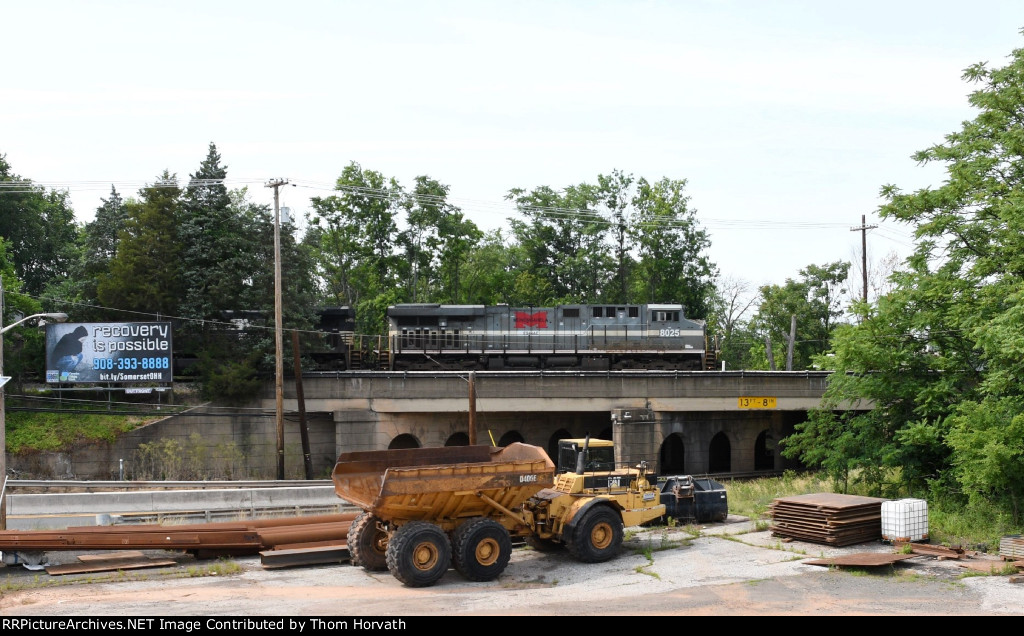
[{"x1": 263, "y1": 370, "x2": 868, "y2": 478}]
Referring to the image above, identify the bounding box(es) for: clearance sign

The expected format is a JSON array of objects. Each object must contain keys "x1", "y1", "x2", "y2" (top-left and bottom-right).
[
  {"x1": 45, "y1": 322, "x2": 173, "y2": 384},
  {"x1": 738, "y1": 396, "x2": 777, "y2": 409}
]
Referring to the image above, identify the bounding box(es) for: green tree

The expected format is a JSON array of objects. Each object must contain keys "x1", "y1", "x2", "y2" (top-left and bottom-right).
[
  {"x1": 507, "y1": 182, "x2": 610, "y2": 303},
  {"x1": 178, "y1": 143, "x2": 235, "y2": 321},
  {"x1": 785, "y1": 39, "x2": 1024, "y2": 517},
  {"x1": 397, "y1": 176, "x2": 482, "y2": 303},
  {"x1": 781, "y1": 279, "x2": 962, "y2": 494},
  {"x1": 458, "y1": 229, "x2": 523, "y2": 304},
  {"x1": 49, "y1": 186, "x2": 130, "y2": 322},
  {"x1": 597, "y1": 169, "x2": 634, "y2": 302},
  {"x1": 97, "y1": 172, "x2": 183, "y2": 317},
  {"x1": 628, "y1": 176, "x2": 717, "y2": 317},
  {"x1": 306, "y1": 162, "x2": 404, "y2": 334},
  {"x1": 0, "y1": 153, "x2": 79, "y2": 296},
  {"x1": 749, "y1": 261, "x2": 850, "y2": 370},
  {"x1": 194, "y1": 187, "x2": 320, "y2": 397},
  {"x1": 0, "y1": 238, "x2": 46, "y2": 384}
]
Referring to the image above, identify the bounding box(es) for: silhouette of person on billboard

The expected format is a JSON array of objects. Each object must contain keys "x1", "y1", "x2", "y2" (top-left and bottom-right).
[{"x1": 53, "y1": 325, "x2": 88, "y2": 373}]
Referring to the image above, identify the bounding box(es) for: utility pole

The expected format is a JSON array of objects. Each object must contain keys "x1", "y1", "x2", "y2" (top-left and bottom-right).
[
  {"x1": 292, "y1": 330, "x2": 313, "y2": 479},
  {"x1": 468, "y1": 371, "x2": 477, "y2": 445},
  {"x1": 850, "y1": 214, "x2": 877, "y2": 303},
  {"x1": 266, "y1": 178, "x2": 289, "y2": 480}
]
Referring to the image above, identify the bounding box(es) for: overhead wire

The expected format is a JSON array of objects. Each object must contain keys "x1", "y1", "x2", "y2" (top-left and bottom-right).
[{"x1": 0, "y1": 177, "x2": 910, "y2": 235}]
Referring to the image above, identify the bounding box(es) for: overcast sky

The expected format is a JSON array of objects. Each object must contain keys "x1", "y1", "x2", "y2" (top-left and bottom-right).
[{"x1": 4, "y1": 1, "x2": 1023, "y2": 292}]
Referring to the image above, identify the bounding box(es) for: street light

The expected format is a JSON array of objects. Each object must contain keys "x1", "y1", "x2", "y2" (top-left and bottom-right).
[{"x1": 0, "y1": 280, "x2": 68, "y2": 530}]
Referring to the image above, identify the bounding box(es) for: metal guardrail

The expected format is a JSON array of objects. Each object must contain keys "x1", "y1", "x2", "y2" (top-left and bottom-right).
[
  {"x1": 8, "y1": 473, "x2": 781, "y2": 492},
  {"x1": 6, "y1": 479, "x2": 333, "y2": 492}
]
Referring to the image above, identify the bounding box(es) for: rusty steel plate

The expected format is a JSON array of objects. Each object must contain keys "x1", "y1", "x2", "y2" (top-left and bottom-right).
[
  {"x1": 45, "y1": 555, "x2": 178, "y2": 576},
  {"x1": 803, "y1": 553, "x2": 918, "y2": 567},
  {"x1": 771, "y1": 493, "x2": 888, "y2": 510}
]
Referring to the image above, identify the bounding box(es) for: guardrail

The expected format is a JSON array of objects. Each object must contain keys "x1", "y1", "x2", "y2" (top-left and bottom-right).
[
  {"x1": 6, "y1": 479, "x2": 333, "y2": 492},
  {"x1": 8, "y1": 471, "x2": 782, "y2": 493}
]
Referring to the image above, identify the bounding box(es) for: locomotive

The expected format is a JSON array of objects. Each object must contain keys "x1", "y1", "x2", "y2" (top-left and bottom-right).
[
  {"x1": 173, "y1": 304, "x2": 719, "y2": 375},
  {"x1": 384, "y1": 303, "x2": 717, "y2": 371}
]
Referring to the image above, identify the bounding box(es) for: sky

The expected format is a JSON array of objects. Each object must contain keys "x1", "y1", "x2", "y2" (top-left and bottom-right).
[{"x1": 3, "y1": 1, "x2": 1023, "y2": 295}]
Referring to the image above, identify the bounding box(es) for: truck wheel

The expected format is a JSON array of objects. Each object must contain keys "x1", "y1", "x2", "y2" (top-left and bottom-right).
[
  {"x1": 525, "y1": 535, "x2": 562, "y2": 552},
  {"x1": 567, "y1": 506, "x2": 623, "y2": 563},
  {"x1": 386, "y1": 521, "x2": 451, "y2": 587},
  {"x1": 348, "y1": 512, "x2": 389, "y2": 571},
  {"x1": 452, "y1": 518, "x2": 512, "y2": 582}
]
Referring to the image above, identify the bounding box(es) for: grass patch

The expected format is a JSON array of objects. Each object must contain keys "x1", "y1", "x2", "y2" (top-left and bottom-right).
[
  {"x1": 6, "y1": 407, "x2": 154, "y2": 453},
  {"x1": 632, "y1": 545, "x2": 661, "y2": 579}
]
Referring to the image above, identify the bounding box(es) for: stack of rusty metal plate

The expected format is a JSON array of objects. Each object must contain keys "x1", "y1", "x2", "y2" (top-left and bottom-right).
[
  {"x1": 999, "y1": 535, "x2": 1024, "y2": 560},
  {"x1": 0, "y1": 512, "x2": 359, "y2": 574},
  {"x1": 769, "y1": 493, "x2": 887, "y2": 546}
]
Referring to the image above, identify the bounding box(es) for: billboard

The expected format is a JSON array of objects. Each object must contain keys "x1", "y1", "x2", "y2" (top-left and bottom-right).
[{"x1": 45, "y1": 322, "x2": 173, "y2": 384}]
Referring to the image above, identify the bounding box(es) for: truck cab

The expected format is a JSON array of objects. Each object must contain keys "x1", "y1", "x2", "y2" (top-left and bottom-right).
[{"x1": 555, "y1": 437, "x2": 616, "y2": 474}]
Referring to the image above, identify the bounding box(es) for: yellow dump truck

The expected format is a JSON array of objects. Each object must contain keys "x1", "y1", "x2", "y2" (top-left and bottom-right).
[{"x1": 332, "y1": 438, "x2": 665, "y2": 587}]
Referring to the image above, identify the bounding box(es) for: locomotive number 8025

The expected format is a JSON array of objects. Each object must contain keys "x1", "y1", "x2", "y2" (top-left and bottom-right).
[{"x1": 385, "y1": 303, "x2": 717, "y2": 372}]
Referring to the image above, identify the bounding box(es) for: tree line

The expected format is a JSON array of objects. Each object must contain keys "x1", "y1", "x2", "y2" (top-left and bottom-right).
[
  {"x1": 5, "y1": 35, "x2": 1024, "y2": 527},
  {"x1": 0, "y1": 144, "x2": 853, "y2": 394}
]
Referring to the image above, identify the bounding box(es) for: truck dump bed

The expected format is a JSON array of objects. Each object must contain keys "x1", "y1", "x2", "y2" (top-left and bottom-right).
[{"x1": 331, "y1": 443, "x2": 556, "y2": 524}]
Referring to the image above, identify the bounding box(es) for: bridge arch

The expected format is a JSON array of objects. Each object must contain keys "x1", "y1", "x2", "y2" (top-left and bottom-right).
[
  {"x1": 445, "y1": 432, "x2": 470, "y2": 447},
  {"x1": 497, "y1": 430, "x2": 524, "y2": 446},
  {"x1": 754, "y1": 429, "x2": 775, "y2": 470},
  {"x1": 547, "y1": 429, "x2": 572, "y2": 462},
  {"x1": 388, "y1": 433, "x2": 420, "y2": 449},
  {"x1": 708, "y1": 431, "x2": 731, "y2": 473},
  {"x1": 659, "y1": 433, "x2": 685, "y2": 475}
]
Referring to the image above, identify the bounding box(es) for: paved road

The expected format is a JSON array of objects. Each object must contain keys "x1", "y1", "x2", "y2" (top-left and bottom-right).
[{"x1": 1, "y1": 518, "x2": 1021, "y2": 617}]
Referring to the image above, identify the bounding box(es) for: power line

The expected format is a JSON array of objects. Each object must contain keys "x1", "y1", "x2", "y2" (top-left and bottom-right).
[{"x1": 0, "y1": 177, "x2": 911, "y2": 234}]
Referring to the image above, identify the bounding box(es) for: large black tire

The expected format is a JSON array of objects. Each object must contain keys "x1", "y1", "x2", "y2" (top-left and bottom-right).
[
  {"x1": 386, "y1": 521, "x2": 452, "y2": 588},
  {"x1": 451, "y1": 518, "x2": 512, "y2": 582},
  {"x1": 566, "y1": 506, "x2": 623, "y2": 563},
  {"x1": 525, "y1": 535, "x2": 563, "y2": 553},
  {"x1": 348, "y1": 512, "x2": 388, "y2": 571}
]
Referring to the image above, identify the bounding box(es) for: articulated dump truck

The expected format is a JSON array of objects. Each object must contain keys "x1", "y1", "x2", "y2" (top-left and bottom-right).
[{"x1": 331, "y1": 439, "x2": 666, "y2": 587}]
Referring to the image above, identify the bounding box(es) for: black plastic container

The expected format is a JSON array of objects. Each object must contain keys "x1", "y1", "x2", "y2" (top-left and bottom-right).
[{"x1": 658, "y1": 475, "x2": 729, "y2": 523}]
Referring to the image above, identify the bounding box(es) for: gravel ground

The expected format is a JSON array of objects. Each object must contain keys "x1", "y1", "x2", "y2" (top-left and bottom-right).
[{"x1": 2, "y1": 516, "x2": 1022, "y2": 616}]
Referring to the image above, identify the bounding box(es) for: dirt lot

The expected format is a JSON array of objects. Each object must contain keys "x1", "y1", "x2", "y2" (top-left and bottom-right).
[{"x1": 2, "y1": 517, "x2": 1022, "y2": 617}]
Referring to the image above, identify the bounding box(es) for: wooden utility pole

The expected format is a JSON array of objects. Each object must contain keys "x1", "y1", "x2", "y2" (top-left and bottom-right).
[
  {"x1": 786, "y1": 314, "x2": 796, "y2": 371},
  {"x1": 851, "y1": 214, "x2": 877, "y2": 303},
  {"x1": 266, "y1": 178, "x2": 289, "y2": 480},
  {"x1": 468, "y1": 371, "x2": 477, "y2": 445},
  {"x1": 292, "y1": 330, "x2": 313, "y2": 479}
]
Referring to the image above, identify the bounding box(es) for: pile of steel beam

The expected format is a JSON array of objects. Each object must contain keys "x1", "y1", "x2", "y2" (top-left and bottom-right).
[
  {"x1": 769, "y1": 493, "x2": 887, "y2": 546},
  {"x1": 0, "y1": 512, "x2": 358, "y2": 560}
]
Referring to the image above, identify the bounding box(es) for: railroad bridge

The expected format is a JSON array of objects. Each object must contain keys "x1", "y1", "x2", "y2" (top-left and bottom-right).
[{"x1": 264, "y1": 370, "x2": 869, "y2": 478}]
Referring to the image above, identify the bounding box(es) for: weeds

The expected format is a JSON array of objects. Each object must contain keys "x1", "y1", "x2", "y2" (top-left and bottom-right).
[{"x1": 633, "y1": 545, "x2": 661, "y2": 580}]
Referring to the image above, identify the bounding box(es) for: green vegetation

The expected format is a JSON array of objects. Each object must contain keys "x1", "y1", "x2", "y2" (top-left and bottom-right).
[
  {"x1": 720, "y1": 470, "x2": 1017, "y2": 552},
  {"x1": 133, "y1": 433, "x2": 248, "y2": 481},
  {"x1": 5, "y1": 398, "x2": 155, "y2": 453}
]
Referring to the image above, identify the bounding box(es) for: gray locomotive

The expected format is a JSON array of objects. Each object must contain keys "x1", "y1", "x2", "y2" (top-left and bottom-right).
[{"x1": 385, "y1": 303, "x2": 715, "y2": 371}]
